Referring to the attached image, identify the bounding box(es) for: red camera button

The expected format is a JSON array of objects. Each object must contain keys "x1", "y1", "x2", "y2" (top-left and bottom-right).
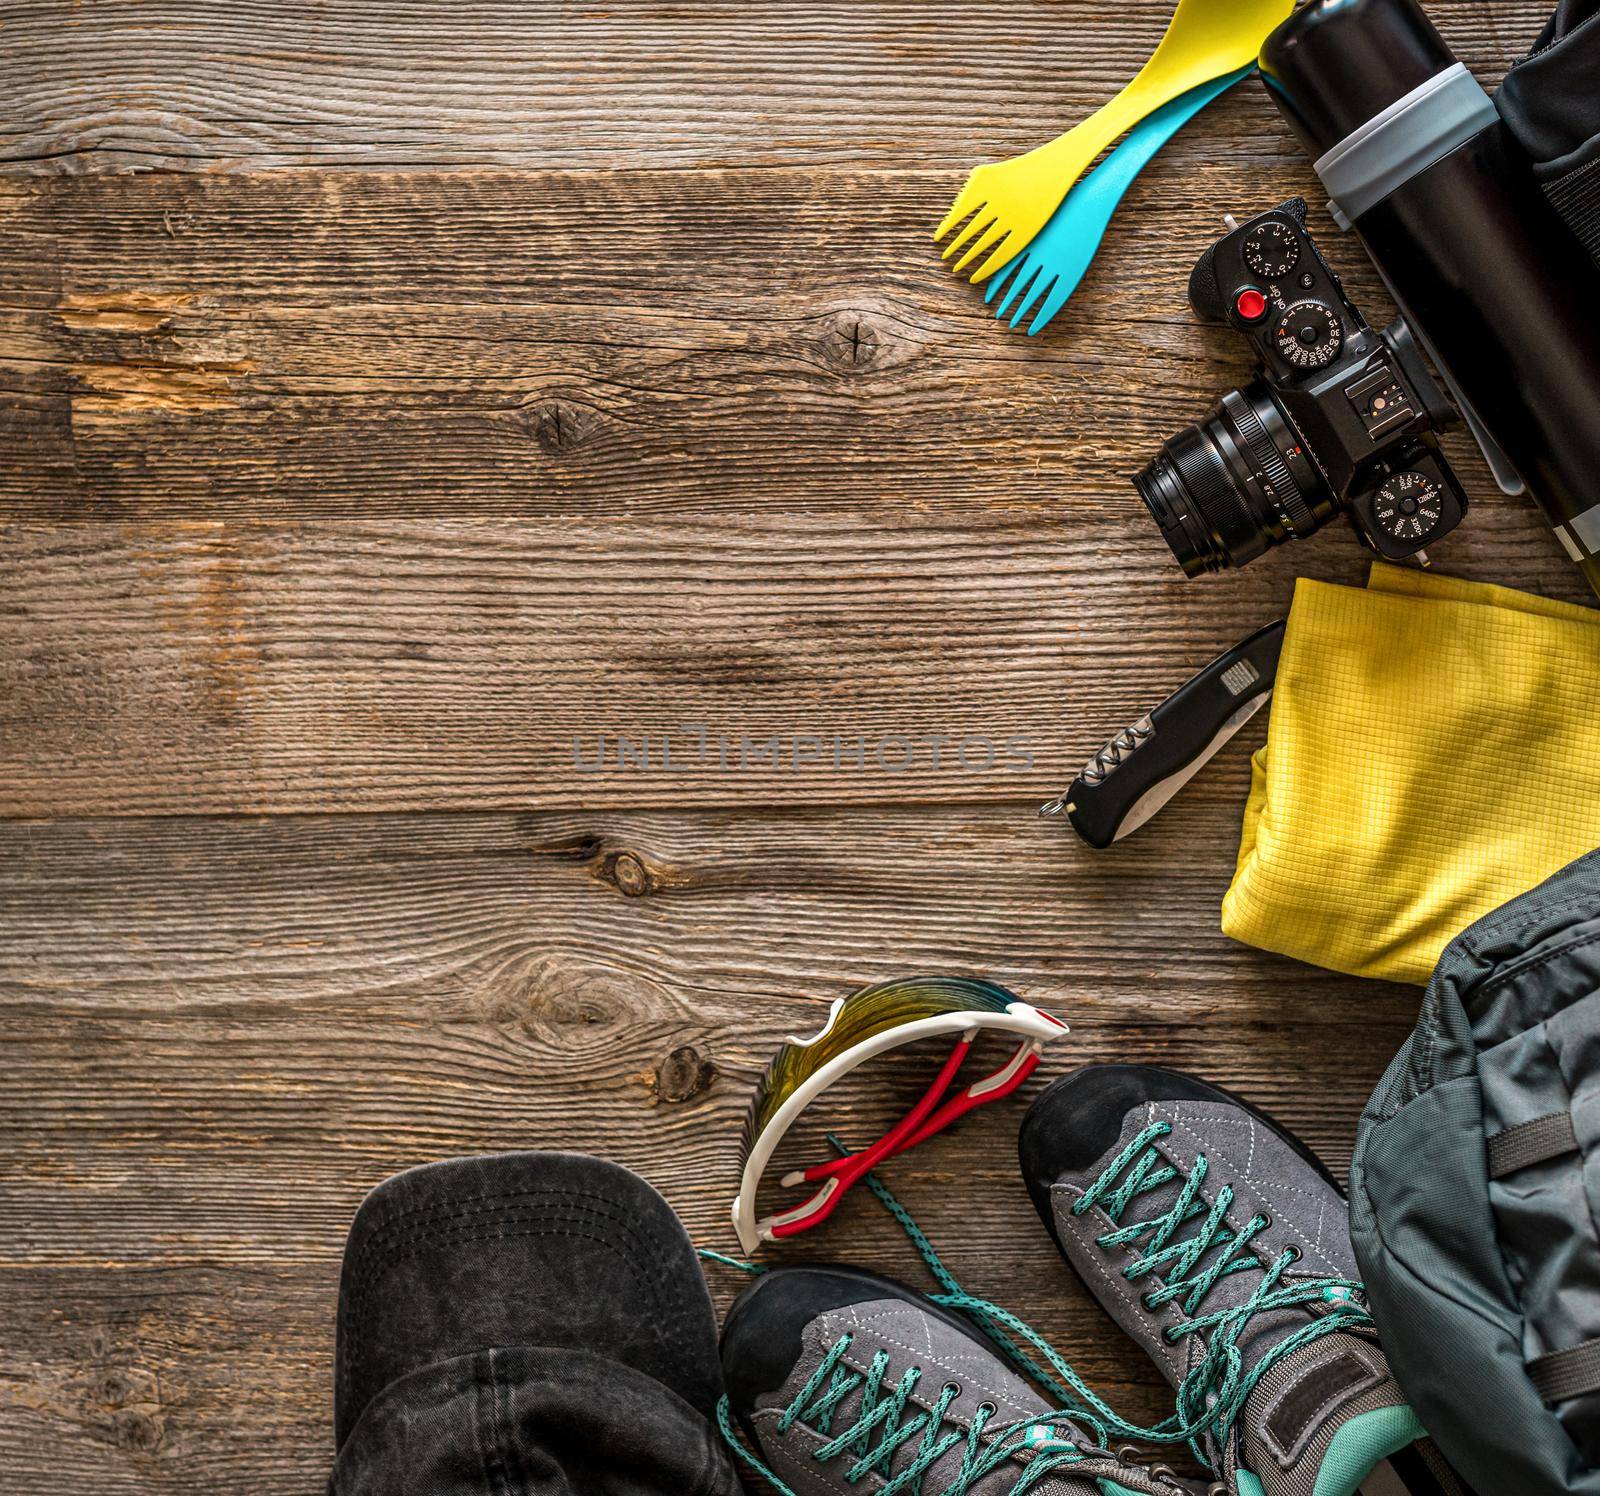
[{"x1": 1235, "y1": 288, "x2": 1269, "y2": 322}]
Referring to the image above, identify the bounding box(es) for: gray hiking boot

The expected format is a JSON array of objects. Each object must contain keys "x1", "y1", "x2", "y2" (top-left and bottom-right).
[
  {"x1": 1019, "y1": 1067, "x2": 1464, "y2": 1496},
  {"x1": 721, "y1": 1264, "x2": 1209, "y2": 1496}
]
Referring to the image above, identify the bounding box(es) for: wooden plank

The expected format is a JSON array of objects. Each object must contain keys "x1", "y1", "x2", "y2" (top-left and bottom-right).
[
  {"x1": 0, "y1": 1, "x2": 1549, "y2": 175},
  {"x1": 0, "y1": 807, "x2": 1417, "y2": 1490},
  {"x1": 3, "y1": 152, "x2": 1590, "y2": 817},
  {"x1": 0, "y1": 1263, "x2": 337, "y2": 1492},
  {"x1": 0, "y1": 159, "x2": 1572, "y2": 524},
  {"x1": 3, "y1": 505, "x2": 1583, "y2": 816},
  {"x1": 0, "y1": 806, "x2": 1412, "y2": 1028}
]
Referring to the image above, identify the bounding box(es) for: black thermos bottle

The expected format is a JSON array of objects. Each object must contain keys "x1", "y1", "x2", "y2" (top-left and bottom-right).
[{"x1": 1260, "y1": 0, "x2": 1600, "y2": 598}]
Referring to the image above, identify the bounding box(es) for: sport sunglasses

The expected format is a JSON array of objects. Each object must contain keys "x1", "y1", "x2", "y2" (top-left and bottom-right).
[{"x1": 732, "y1": 977, "x2": 1068, "y2": 1254}]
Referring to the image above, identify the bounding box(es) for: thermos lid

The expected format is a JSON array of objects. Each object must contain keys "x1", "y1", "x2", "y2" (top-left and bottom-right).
[
  {"x1": 1259, "y1": 0, "x2": 1456, "y2": 156},
  {"x1": 1315, "y1": 64, "x2": 1498, "y2": 228},
  {"x1": 1260, "y1": 0, "x2": 1498, "y2": 229}
]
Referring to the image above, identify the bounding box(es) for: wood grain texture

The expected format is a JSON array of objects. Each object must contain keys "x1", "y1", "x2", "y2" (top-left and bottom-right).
[
  {"x1": 8, "y1": 151, "x2": 1331, "y2": 523},
  {"x1": 0, "y1": 1, "x2": 1549, "y2": 175},
  {"x1": 2, "y1": 121, "x2": 1588, "y2": 815},
  {"x1": 0, "y1": 808, "x2": 1421, "y2": 1491},
  {"x1": 3, "y1": 505, "x2": 1585, "y2": 817},
  {"x1": 0, "y1": 154, "x2": 1578, "y2": 525},
  {"x1": 0, "y1": 2, "x2": 1580, "y2": 1491}
]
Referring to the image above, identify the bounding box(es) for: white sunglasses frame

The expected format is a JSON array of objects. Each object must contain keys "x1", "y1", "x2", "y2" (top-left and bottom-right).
[{"x1": 731, "y1": 999, "x2": 1068, "y2": 1254}]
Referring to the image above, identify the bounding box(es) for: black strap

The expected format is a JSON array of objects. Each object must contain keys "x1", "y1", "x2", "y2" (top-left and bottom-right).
[
  {"x1": 1498, "y1": 0, "x2": 1600, "y2": 164},
  {"x1": 1546, "y1": 155, "x2": 1600, "y2": 267},
  {"x1": 1530, "y1": 1337, "x2": 1600, "y2": 1403},
  {"x1": 1485, "y1": 1111, "x2": 1579, "y2": 1178},
  {"x1": 1386, "y1": 1438, "x2": 1481, "y2": 1496}
]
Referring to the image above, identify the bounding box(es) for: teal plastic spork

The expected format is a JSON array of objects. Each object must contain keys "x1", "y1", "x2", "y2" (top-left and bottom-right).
[{"x1": 988, "y1": 67, "x2": 1252, "y2": 336}]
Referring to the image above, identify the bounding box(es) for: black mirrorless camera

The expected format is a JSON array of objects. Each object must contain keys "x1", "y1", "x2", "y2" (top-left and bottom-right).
[{"x1": 1134, "y1": 198, "x2": 1468, "y2": 576}]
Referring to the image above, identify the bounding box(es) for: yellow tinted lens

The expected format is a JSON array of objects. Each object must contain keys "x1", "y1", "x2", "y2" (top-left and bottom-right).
[{"x1": 740, "y1": 977, "x2": 1018, "y2": 1159}]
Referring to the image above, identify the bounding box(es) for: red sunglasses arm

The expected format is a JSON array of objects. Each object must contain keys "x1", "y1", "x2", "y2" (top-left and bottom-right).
[
  {"x1": 758, "y1": 1037, "x2": 1045, "y2": 1245},
  {"x1": 783, "y1": 1036, "x2": 973, "y2": 1190},
  {"x1": 791, "y1": 1036, "x2": 1041, "y2": 1188},
  {"x1": 887, "y1": 1041, "x2": 1041, "y2": 1156}
]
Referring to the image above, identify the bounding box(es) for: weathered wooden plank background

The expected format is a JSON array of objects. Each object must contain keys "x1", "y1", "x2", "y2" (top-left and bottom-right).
[{"x1": 0, "y1": 2, "x2": 1575, "y2": 1490}]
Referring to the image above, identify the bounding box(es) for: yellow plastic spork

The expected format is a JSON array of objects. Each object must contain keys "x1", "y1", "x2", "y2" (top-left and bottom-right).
[{"x1": 937, "y1": 0, "x2": 1295, "y2": 282}]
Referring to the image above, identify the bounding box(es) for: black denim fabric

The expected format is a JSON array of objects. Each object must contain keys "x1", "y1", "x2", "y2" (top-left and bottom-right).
[{"x1": 328, "y1": 1152, "x2": 746, "y2": 1496}]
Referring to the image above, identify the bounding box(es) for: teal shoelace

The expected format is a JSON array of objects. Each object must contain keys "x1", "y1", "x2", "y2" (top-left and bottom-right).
[
  {"x1": 715, "y1": 1333, "x2": 1103, "y2": 1496},
  {"x1": 1065, "y1": 1120, "x2": 1372, "y2": 1460},
  {"x1": 709, "y1": 1127, "x2": 1372, "y2": 1486}
]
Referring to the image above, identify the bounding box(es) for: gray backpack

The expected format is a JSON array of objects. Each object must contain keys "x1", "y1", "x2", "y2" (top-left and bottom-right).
[{"x1": 1350, "y1": 846, "x2": 1600, "y2": 1495}]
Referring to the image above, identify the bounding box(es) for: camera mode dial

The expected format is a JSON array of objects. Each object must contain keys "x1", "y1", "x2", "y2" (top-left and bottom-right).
[
  {"x1": 1373, "y1": 471, "x2": 1445, "y2": 542},
  {"x1": 1243, "y1": 221, "x2": 1300, "y2": 279},
  {"x1": 1273, "y1": 300, "x2": 1343, "y2": 370}
]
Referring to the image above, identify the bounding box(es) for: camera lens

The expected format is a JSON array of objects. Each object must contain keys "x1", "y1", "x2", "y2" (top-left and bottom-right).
[{"x1": 1132, "y1": 383, "x2": 1334, "y2": 575}]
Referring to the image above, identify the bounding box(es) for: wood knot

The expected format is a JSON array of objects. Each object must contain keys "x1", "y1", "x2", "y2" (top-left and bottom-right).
[
  {"x1": 650, "y1": 1045, "x2": 717, "y2": 1105},
  {"x1": 818, "y1": 307, "x2": 914, "y2": 373},
  {"x1": 530, "y1": 398, "x2": 602, "y2": 453},
  {"x1": 820, "y1": 312, "x2": 882, "y2": 371},
  {"x1": 111, "y1": 1409, "x2": 165, "y2": 1453},
  {"x1": 603, "y1": 850, "x2": 653, "y2": 897},
  {"x1": 474, "y1": 950, "x2": 650, "y2": 1046},
  {"x1": 66, "y1": 1361, "x2": 165, "y2": 1448},
  {"x1": 520, "y1": 977, "x2": 624, "y2": 1029}
]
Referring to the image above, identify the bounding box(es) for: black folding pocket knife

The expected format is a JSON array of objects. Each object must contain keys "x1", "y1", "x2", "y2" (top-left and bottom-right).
[{"x1": 1041, "y1": 620, "x2": 1285, "y2": 848}]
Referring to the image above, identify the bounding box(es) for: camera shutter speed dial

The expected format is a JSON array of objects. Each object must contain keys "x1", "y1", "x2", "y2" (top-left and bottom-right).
[
  {"x1": 1242, "y1": 221, "x2": 1300, "y2": 279},
  {"x1": 1373, "y1": 471, "x2": 1445, "y2": 542},
  {"x1": 1273, "y1": 300, "x2": 1344, "y2": 370}
]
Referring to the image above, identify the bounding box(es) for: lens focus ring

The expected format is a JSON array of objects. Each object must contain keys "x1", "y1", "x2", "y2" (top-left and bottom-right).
[
  {"x1": 1169, "y1": 429, "x2": 1257, "y2": 549},
  {"x1": 1224, "y1": 391, "x2": 1315, "y2": 537}
]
